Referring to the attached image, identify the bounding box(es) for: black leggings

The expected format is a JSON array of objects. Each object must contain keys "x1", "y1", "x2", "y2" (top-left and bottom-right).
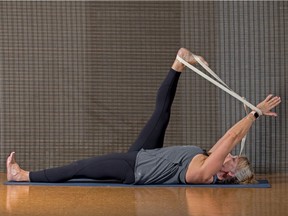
[{"x1": 30, "y1": 69, "x2": 181, "y2": 183}]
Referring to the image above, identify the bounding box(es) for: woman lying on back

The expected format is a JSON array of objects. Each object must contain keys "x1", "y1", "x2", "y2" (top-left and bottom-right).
[{"x1": 6, "y1": 48, "x2": 281, "y2": 184}]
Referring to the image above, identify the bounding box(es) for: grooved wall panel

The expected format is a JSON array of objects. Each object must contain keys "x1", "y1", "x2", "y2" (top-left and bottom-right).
[
  {"x1": 181, "y1": 1, "x2": 287, "y2": 173},
  {"x1": 0, "y1": 1, "x2": 287, "y2": 174},
  {"x1": 0, "y1": 1, "x2": 182, "y2": 171}
]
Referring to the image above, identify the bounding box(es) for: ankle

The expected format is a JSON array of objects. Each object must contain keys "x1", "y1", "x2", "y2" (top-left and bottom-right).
[
  {"x1": 172, "y1": 60, "x2": 185, "y2": 72},
  {"x1": 22, "y1": 171, "x2": 30, "y2": 182},
  {"x1": 171, "y1": 48, "x2": 195, "y2": 72}
]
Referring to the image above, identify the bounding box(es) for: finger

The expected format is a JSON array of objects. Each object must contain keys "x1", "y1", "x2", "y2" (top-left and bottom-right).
[
  {"x1": 269, "y1": 96, "x2": 281, "y2": 103},
  {"x1": 264, "y1": 94, "x2": 274, "y2": 102},
  {"x1": 268, "y1": 97, "x2": 281, "y2": 108},
  {"x1": 265, "y1": 112, "x2": 278, "y2": 117}
]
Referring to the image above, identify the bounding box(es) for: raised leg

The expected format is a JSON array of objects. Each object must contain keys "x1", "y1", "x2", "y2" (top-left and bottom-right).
[{"x1": 128, "y1": 48, "x2": 205, "y2": 152}]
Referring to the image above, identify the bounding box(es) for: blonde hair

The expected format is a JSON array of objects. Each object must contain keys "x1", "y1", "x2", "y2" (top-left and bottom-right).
[{"x1": 234, "y1": 156, "x2": 257, "y2": 184}]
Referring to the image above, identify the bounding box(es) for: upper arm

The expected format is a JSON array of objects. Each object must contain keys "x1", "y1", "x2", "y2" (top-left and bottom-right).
[
  {"x1": 186, "y1": 133, "x2": 238, "y2": 183},
  {"x1": 200, "y1": 133, "x2": 238, "y2": 179},
  {"x1": 185, "y1": 154, "x2": 213, "y2": 184},
  {"x1": 192, "y1": 114, "x2": 254, "y2": 182}
]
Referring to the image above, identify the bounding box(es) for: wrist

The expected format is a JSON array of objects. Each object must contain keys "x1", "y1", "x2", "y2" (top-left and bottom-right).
[{"x1": 250, "y1": 111, "x2": 260, "y2": 120}]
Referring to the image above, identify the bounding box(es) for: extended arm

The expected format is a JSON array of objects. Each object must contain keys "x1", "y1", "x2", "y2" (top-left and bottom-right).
[
  {"x1": 199, "y1": 95, "x2": 281, "y2": 181},
  {"x1": 208, "y1": 94, "x2": 281, "y2": 154}
]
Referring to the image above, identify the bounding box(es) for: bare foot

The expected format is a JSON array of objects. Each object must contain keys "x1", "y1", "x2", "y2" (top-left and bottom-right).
[
  {"x1": 172, "y1": 48, "x2": 208, "y2": 72},
  {"x1": 7, "y1": 152, "x2": 29, "y2": 182}
]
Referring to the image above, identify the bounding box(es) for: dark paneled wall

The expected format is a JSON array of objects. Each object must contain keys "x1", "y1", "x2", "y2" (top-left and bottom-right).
[
  {"x1": 0, "y1": 1, "x2": 287, "y2": 173},
  {"x1": 0, "y1": 1, "x2": 182, "y2": 171},
  {"x1": 181, "y1": 1, "x2": 287, "y2": 173}
]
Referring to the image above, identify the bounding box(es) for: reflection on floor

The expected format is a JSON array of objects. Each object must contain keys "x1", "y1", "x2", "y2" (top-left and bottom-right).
[{"x1": 0, "y1": 173, "x2": 287, "y2": 216}]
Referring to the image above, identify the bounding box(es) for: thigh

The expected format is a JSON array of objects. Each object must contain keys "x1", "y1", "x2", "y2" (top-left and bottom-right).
[{"x1": 74, "y1": 151, "x2": 138, "y2": 183}]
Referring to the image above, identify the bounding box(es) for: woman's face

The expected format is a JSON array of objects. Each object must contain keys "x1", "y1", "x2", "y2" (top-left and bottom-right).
[{"x1": 217, "y1": 154, "x2": 239, "y2": 180}]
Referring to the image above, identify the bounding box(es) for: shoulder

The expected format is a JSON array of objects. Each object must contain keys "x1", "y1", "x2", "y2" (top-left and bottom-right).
[
  {"x1": 185, "y1": 154, "x2": 214, "y2": 184},
  {"x1": 190, "y1": 154, "x2": 208, "y2": 166}
]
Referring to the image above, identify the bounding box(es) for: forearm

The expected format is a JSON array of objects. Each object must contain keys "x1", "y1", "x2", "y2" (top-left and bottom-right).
[
  {"x1": 226, "y1": 112, "x2": 256, "y2": 143},
  {"x1": 209, "y1": 112, "x2": 256, "y2": 153}
]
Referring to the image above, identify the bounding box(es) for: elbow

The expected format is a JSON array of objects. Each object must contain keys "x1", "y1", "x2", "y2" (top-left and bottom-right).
[
  {"x1": 201, "y1": 173, "x2": 214, "y2": 183},
  {"x1": 190, "y1": 170, "x2": 214, "y2": 184}
]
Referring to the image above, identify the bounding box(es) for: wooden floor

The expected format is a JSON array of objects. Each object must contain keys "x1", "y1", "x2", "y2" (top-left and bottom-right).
[{"x1": 0, "y1": 173, "x2": 287, "y2": 216}]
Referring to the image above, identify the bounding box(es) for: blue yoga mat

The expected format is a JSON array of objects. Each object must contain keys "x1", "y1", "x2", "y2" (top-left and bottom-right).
[{"x1": 4, "y1": 179, "x2": 270, "y2": 188}]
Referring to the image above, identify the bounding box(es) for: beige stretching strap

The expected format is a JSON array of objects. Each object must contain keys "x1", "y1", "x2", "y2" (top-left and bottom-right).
[{"x1": 176, "y1": 55, "x2": 261, "y2": 155}]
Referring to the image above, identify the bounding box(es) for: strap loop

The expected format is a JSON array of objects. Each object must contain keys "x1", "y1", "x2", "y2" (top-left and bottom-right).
[
  {"x1": 177, "y1": 55, "x2": 261, "y2": 155},
  {"x1": 176, "y1": 55, "x2": 262, "y2": 115}
]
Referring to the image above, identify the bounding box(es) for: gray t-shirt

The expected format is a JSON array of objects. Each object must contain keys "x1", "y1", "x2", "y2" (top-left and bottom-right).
[{"x1": 134, "y1": 146, "x2": 204, "y2": 184}]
